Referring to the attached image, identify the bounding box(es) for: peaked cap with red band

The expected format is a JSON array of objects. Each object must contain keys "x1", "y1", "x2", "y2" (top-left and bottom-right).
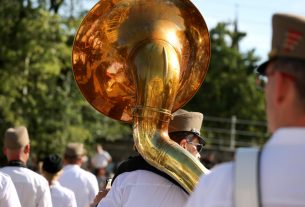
[{"x1": 257, "y1": 13, "x2": 305, "y2": 74}]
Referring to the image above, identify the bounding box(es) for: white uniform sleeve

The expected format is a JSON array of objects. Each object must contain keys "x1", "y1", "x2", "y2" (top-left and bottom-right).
[
  {"x1": 88, "y1": 172, "x2": 99, "y2": 205},
  {"x1": 68, "y1": 191, "x2": 77, "y2": 207},
  {"x1": 104, "y1": 151, "x2": 112, "y2": 161},
  {"x1": 0, "y1": 173, "x2": 21, "y2": 207},
  {"x1": 37, "y1": 177, "x2": 53, "y2": 207}
]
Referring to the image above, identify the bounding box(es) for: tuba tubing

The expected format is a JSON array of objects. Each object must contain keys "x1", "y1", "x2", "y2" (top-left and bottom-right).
[{"x1": 131, "y1": 40, "x2": 209, "y2": 193}]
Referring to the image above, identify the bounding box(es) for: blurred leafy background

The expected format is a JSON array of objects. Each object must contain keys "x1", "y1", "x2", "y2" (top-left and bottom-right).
[{"x1": 0, "y1": 0, "x2": 266, "y2": 164}]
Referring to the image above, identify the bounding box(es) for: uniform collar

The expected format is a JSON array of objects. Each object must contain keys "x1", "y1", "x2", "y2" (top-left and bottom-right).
[
  {"x1": 50, "y1": 181, "x2": 60, "y2": 187},
  {"x1": 266, "y1": 127, "x2": 305, "y2": 146},
  {"x1": 6, "y1": 160, "x2": 26, "y2": 167},
  {"x1": 63, "y1": 164, "x2": 80, "y2": 169}
]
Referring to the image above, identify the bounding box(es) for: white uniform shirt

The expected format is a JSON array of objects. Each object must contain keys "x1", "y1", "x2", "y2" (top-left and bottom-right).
[
  {"x1": 50, "y1": 181, "x2": 77, "y2": 207},
  {"x1": 98, "y1": 170, "x2": 189, "y2": 207},
  {"x1": 59, "y1": 164, "x2": 99, "y2": 207},
  {"x1": 0, "y1": 166, "x2": 52, "y2": 207},
  {"x1": 0, "y1": 172, "x2": 21, "y2": 207},
  {"x1": 185, "y1": 128, "x2": 305, "y2": 207}
]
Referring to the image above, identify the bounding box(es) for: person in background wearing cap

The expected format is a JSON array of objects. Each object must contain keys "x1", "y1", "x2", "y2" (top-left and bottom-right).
[
  {"x1": 184, "y1": 13, "x2": 305, "y2": 207},
  {"x1": 0, "y1": 126, "x2": 52, "y2": 207},
  {"x1": 92, "y1": 144, "x2": 112, "y2": 165},
  {"x1": 91, "y1": 144, "x2": 113, "y2": 190},
  {"x1": 0, "y1": 171, "x2": 21, "y2": 207},
  {"x1": 91, "y1": 151, "x2": 109, "y2": 191},
  {"x1": 94, "y1": 109, "x2": 209, "y2": 207},
  {"x1": 42, "y1": 154, "x2": 77, "y2": 207},
  {"x1": 59, "y1": 142, "x2": 99, "y2": 207}
]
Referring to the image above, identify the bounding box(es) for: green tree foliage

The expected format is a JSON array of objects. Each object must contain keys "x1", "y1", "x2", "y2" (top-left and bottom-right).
[
  {"x1": 0, "y1": 0, "x2": 267, "y2": 163},
  {"x1": 0, "y1": 0, "x2": 130, "y2": 164},
  {"x1": 185, "y1": 22, "x2": 266, "y2": 145}
]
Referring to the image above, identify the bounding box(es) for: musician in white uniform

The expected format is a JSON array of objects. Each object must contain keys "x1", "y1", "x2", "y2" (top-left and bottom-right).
[
  {"x1": 42, "y1": 154, "x2": 77, "y2": 207},
  {"x1": 96, "y1": 109, "x2": 208, "y2": 207},
  {"x1": 0, "y1": 172, "x2": 21, "y2": 207},
  {"x1": 59, "y1": 143, "x2": 99, "y2": 207},
  {"x1": 185, "y1": 13, "x2": 305, "y2": 207},
  {"x1": 1, "y1": 126, "x2": 52, "y2": 207}
]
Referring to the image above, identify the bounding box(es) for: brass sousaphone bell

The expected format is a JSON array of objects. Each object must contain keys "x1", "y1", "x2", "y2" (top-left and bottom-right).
[{"x1": 72, "y1": 0, "x2": 210, "y2": 193}]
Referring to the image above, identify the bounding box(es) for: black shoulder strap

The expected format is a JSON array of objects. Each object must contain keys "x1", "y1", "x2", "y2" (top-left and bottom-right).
[{"x1": 112, "y1": 155, "x2": 188, "y2": 194}]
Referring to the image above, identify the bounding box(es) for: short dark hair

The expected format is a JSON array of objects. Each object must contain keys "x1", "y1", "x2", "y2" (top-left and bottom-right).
[
  {"x1": 42, "y1": 154, "x2": 63, "y2": 174},
  {"x1": 272, "y1": 57, "x2": 305, "y2": 110},
  {"x1": 64, "y1": 154, "x2": 82, "y2": 164}
]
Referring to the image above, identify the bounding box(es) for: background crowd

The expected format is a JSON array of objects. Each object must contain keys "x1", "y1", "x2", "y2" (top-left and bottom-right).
[{"x1": 0, "y1": 113, "x2": 217, "y2": 207}]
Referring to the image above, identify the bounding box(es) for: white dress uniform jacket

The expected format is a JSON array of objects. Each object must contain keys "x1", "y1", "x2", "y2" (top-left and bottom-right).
[
  {"x1": 98, "y1": 170, "x2": 188, "y2": 207},
  {"x1": 185, "y1": 128, "x2": 305, "y2": 207},
  {"x1": 0, "y1": 172, "x2": 21, "y2": 207},
  {"x1": 0, "y1": 166, "x2": 52, "y2": 207},
  {"x1": 50, "y1": 181, "x2": 77, "y2": 207},
  {"x1": 59, "y1": 164, "x2": 99, "y2": 207}
]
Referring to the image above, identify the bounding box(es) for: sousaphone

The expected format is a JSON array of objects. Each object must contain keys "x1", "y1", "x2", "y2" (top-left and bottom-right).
[{"x1": 72, "y1": 0, "x2": 210, "y2": 193}]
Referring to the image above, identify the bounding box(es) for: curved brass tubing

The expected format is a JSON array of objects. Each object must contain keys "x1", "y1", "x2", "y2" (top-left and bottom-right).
[{"x1": 131, "y1": 40, "x2": 208, "y2": 193}]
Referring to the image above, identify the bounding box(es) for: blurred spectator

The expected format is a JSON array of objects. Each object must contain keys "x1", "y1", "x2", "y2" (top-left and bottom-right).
[
  {"x1": 92, "y1": 144, "x2": 112, "y2": 164},
  {"x1": 91, "y1": 152, "x2": 109, "y2": 190},
  {"x1": 59, "y1": 142, "x2": 99, "y2": 207},
  {"x1": 0, "y1": 126, "x2": 52, "y2": 207},
  {"x1": 0, "y1": 171, "x2": 21, "y2": 207},
  {"x1": 42, "y1": 154, "x2": 77, "y2": 207},
  {"x1": 91, "y1": 144, "x2": 113, "y2": 190}
]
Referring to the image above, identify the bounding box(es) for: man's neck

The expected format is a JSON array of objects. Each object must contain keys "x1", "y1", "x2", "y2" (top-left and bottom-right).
[
  {"x1": 275, "y1": 105, "x2": 305, "y2": 130},
  {"x1": 7, "y1": 154, "x2": 28, "y2": 164}
]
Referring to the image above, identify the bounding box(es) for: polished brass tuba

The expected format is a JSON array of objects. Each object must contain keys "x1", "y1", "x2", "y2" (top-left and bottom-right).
[{"x1": 72, "y1": 0, "x2": 210, "y2": 193}]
